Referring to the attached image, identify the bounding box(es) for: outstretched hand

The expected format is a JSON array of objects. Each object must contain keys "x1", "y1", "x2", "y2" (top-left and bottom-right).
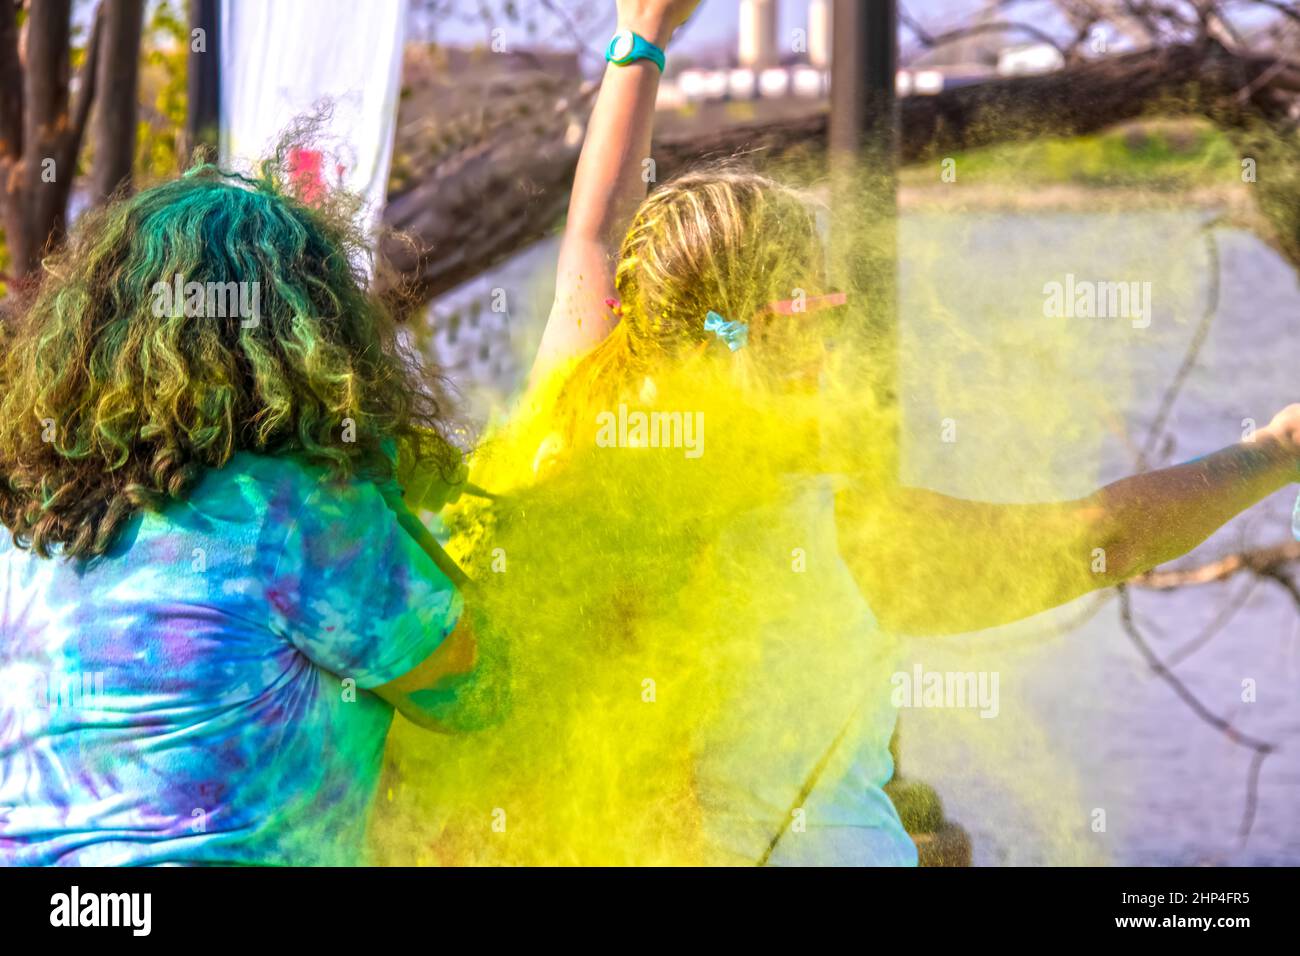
[
  {"x1": 616, "y1": 0, "x2": 702, "y2": 44},
  {"x1": 1261, "y1": 404, "x2": 1300, "y2": 464}
]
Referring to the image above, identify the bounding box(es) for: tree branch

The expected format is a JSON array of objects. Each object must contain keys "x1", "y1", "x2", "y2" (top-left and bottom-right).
[
  {"x1": 902, "y1": 17, "x2": 1070, "y2": 58},
  {"x1": 1131, "y1": 540, "x2": 1300, "y2": 588},
  {"x1": 386, "y1": 41, "x2": 1292, "y2": 305},
  {"x1": 1136, "y1": 221, "x2": 1222, "y2": 471},
  {"x1": 1116, "y1": 584, "x2": 1277, "y2": 842},
  {"x1": 65, "y1": 5, "x2": 105, "y2": 174}
]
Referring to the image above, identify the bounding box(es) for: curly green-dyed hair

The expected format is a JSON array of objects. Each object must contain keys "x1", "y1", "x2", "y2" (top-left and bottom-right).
[{"x1": 0, "y1": 161, "x2": 457, "y2": 558}]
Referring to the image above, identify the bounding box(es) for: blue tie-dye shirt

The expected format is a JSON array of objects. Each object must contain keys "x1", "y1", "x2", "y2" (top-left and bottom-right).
[{"x1": 0, "y1": 451, "x2": 462, "y2": 866}]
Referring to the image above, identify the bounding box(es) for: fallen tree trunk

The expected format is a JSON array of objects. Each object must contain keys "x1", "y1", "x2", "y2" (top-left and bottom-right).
[
  {"x1": 381, "y1": 40, "x2": 1300, "y2": 307},
  {"x1": 379, "y1": 85, "x2": 593, "y2": 309}
]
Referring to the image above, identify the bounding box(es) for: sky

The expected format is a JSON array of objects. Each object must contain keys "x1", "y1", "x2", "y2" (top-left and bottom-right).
[
  {"x1": 417, "y1": 1, "x2": 1000, "y2": 62},
  {"x1": 672, "y1": 0, "x2": 980, "y2": 57}
]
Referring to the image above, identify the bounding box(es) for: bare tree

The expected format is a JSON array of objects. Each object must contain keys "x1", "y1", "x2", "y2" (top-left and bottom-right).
[
  {"x1": 0, "y1": 0, "x2": 146, "y2": 286},
  {"x1": 91, "y1": 0, "x2": 145, "y2": 204},
  {"x1": 383, "y1": 1, "x2": 1300, "y2": 303}
]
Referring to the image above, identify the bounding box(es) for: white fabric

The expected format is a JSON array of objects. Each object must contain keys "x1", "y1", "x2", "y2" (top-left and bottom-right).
[
  {"x1": 218, "y1": 0, "x2": 408, "y2": 238},
  {"x1": 694, "y1": 476, "x2": 917, "y2": 866}
]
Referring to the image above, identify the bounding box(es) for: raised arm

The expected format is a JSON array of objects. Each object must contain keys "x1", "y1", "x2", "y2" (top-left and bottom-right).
[
  {"x1": 529, "y1": 1, "x2": 700, "y2": 385},
  {"x1": 837, "y1": 405, "x2": 1300, "y2": 635}
]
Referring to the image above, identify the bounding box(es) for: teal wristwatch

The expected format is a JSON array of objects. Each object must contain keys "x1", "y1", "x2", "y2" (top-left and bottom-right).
[{"x1": 605, "y1": 29, "x2": 666, "y2": 72}]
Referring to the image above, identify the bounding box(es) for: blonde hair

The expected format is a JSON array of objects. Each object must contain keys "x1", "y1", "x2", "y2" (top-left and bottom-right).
[{"x1": 556, "y1": 166, "x2": 824, "y2": 434}]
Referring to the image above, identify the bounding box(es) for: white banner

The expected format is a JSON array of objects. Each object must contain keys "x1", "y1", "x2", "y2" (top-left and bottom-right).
[{"x1": 218, "y1": 0, "x2": 409, "y2": 241}]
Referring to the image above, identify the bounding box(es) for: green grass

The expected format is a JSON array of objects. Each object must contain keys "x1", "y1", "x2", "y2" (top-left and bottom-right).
[{"x1": 901, "y1": 118, "x2": 1241, "y2": 191}]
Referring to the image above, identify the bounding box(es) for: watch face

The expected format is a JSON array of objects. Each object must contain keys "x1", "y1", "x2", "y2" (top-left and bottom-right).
[{"x1": 611, "y1": 31, "x2": 634, "y2": 61}]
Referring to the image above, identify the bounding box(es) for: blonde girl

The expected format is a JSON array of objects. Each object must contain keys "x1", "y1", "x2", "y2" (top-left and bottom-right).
[{"x1": 525, "y1": 0, "x2": 1300, "y2": 865}]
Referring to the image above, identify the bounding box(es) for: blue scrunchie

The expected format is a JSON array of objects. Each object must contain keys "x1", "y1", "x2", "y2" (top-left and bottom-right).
[{"x1": 704, "y1": 311, "x2": 749, "y2": 351}]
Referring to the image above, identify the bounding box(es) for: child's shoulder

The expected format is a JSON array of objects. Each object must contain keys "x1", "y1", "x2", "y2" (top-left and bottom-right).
[
  {"x1": 198, "y1": 449, "x2": 322, "y2": 498},
  {"x1": 188, "y1": 450, "x2": 393, "y2": 529}
]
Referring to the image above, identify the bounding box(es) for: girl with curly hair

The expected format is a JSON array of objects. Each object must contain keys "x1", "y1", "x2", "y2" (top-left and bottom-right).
[{"x1": 0, "y1": 162, "x2": 478, "y2": 865}]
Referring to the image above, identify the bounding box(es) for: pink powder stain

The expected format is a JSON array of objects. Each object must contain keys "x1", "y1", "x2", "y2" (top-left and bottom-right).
[{"x1": 286, "y1": 148, "x2": 345, "y2": 206}]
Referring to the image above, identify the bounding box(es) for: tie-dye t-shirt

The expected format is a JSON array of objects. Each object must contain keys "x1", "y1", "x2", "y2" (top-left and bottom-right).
[{"x1": 0, "y1": 451, "x2": 462, "y2": 866}]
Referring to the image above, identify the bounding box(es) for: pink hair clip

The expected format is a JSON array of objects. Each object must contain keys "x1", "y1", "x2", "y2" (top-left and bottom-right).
[{"x1": 604, "y1": 297, "x2": 625, "y2": 319}]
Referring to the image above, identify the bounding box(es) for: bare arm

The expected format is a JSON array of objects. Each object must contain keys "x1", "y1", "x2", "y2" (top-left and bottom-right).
[
  {"x1": 838, "y1": 406, "x2": 1300, "y2": 635},
  {"x1": 529, "y1": 1, "x2": 699, "y2": 385},
  {"x1": 370, "y1": 475, "x2": 486, "y2": 731},
  {"x1": 373, "y1": 614, "x2": 478, "y2": 732}
]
